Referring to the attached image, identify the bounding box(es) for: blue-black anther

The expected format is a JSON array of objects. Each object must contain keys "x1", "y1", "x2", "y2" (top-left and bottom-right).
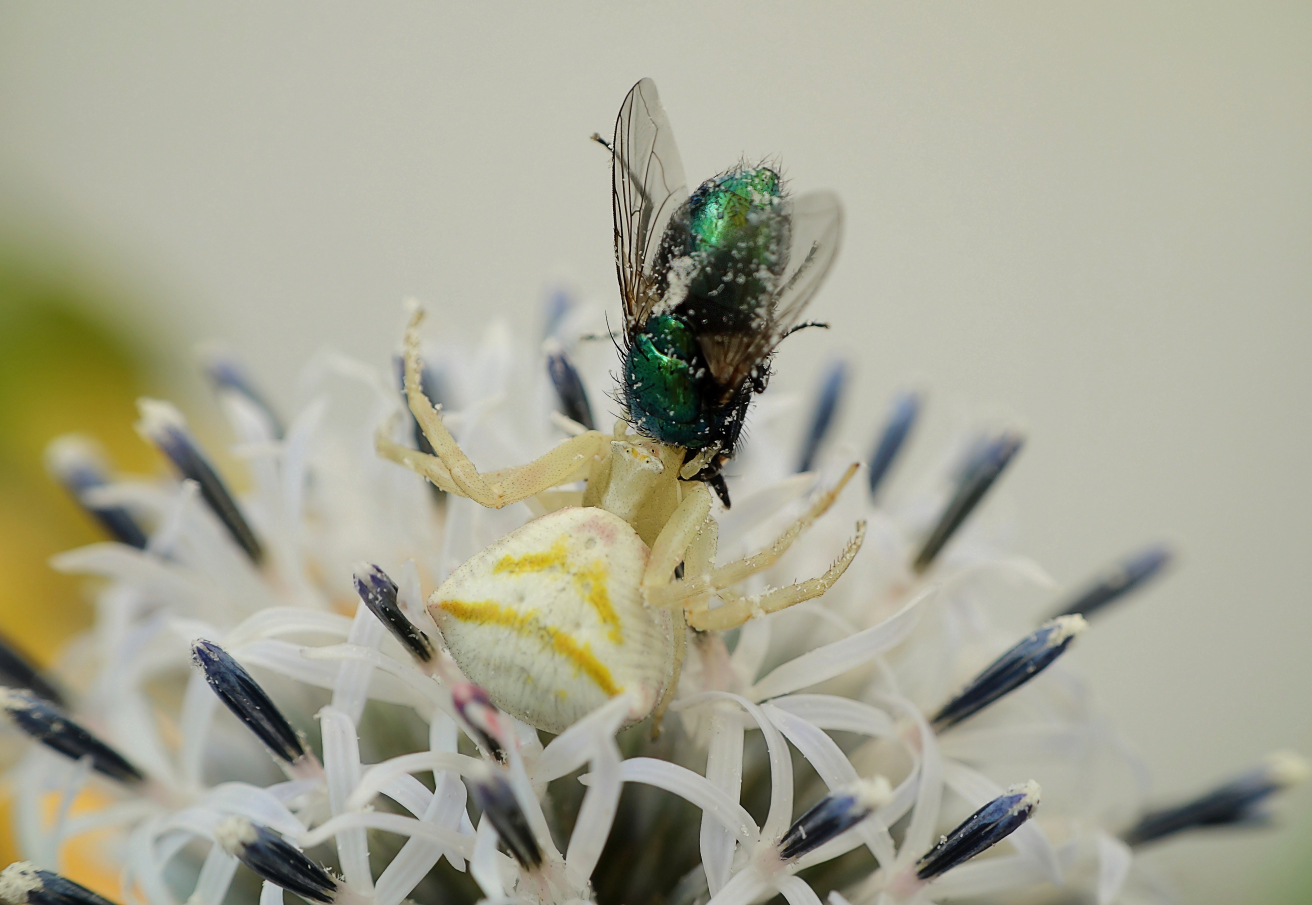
[
  {"x1": 546, "y1": 343, "x2": 596, "y2": 431},
  {"x1": 866, "y1": 391, "x2": 921, "y2": 500},
  {"x1": 931, "y1": 616, "x2": 1086, "y2": 731},
  {"x1": 1049, "y1": 543, "x2": 1173, "y2": 621},
  {"x1": 0, "y1": 632, "x2": 65, "y2": 707},
  {"x1": 949, "y1": 432, "x2": 994, "y2": 486},
  {"x1": 915, "y1": 781, "x2": 1040, "y2": 880},
  {"x1": 795, "y1": 359, "x2": 849, "y2": 474},
  {"x1": 471, "y1": 767, "x2": 542, "y2": 869},
  {"x1": 191, "y1": 640, "x2": 306, "y2": 764},
  {"x1": 0, "y1": 688, "x2": 143, "y2": 784},
  {"x1": 0, "y1": 862, "x2": 121, "y2": 905},
  {"x1": 912, "y1": 431, "x2": 1023, "y2": 573},
  {"x1": 778, "y1": 781, "x2": 886, "y2": 862},
  {"x1": 1121, "y1": 753, "x2": 1309, "y2": 847},
  {"x1": 46, "y1": 438, "x2": 148, "y2": 550},
  {"x1": 216, "y1": 817, "x2": 338, "y2": 904},
  {"x1": 204, "y1": 354, "x2": 284, "y2": 439},
  {"x1": 137, "y1": 401, "x2": 264, "y2": 563},
  {"x1": 354, "y1": 564, "x2": 434, "y2": 664}
]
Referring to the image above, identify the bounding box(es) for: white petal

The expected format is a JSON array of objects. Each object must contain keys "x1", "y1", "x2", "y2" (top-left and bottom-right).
[
  {"x1": 764, "y1": 703, "x2": 896, "y2": 868},
  {"x1": 1096, "y1": 831, "x2": 1134, "y2": 905},
  {"x1": 564, "y1": 730, "x2": 621, "y2": 885},
  {"x1": 380, "y1": 773, "x2": 434, "y2": 817},
  {"x1": 331, "y1": 601, "x2": 388, "y2": 723},
  {"x1": 189, "y1": 843, "x2": 240, "y2": 905},
  {"x1": 470, "y1": 814, "x2": 507, "y2": 900},
  {"x1": 178, "y1": 668, "x2": 221, "y2": 789},
  {"x1": 768, "y1": 695, "x2": 899, "y2": 740},
  {"x1": 320, "y1": 706, "x2": 374, "y2": 893},
  {"x1": 347, "y1": 751, "x2": 479, "y2": 812},
  {"x1": 706, "y1": 866, "x2": 770, "y2": 905},
  {"x1": 778, "y1": 874, "x2": 825, "y2": 905},
  {"x1": 872, "y1": 693, "x2": 942, "y2": 869},
  {"x1": 922, "y1": 851, "x2": 1048, "y2": 899},
  {"x1": 702, "y1": 710, "x2": 745, "y2": 895},
  {"x1": 748, "y1": 595, "x2": 923, "y2": 702},
  {"x1": 259, "y1": 880, "x2": 284, "y2": 905},
  {"x1": 534, "y1": 692, "x2": 632, "y2": 783},
  {"x1": 299, "y1": 811, "x2": 473, "y2": 860},
  {"x1": 223, "y1": 607, "x2": 354, "y2": 646},
  {"x1": 612, "y1": 757, "x2": 758, "y2": 844},
  {"x1": 374, "y1": 783, "x2": 465, "y2": 905}
]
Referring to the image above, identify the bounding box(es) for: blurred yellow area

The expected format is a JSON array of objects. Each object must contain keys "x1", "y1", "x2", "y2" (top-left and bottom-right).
[{"x1": 0, "y1": 253, "x2": 157, "y2": 893}]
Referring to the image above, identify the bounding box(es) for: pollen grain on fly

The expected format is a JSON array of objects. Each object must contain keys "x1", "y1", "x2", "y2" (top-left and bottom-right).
[{"x1": 438, "y1": 598, "x2": 622, "y2": 696}]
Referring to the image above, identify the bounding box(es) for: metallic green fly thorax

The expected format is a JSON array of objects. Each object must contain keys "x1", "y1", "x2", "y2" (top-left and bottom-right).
[
  {"x1": 685, "y1": 167, "x2": 784, "y2": 252},
  {"x1": 657, "y1": 166, "x2": 790, "y2": 338}
]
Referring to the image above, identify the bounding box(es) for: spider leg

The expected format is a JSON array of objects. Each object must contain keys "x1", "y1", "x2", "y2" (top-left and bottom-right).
[{"x1": 385, "y1": 307, "x2": 606, "y2": 508}]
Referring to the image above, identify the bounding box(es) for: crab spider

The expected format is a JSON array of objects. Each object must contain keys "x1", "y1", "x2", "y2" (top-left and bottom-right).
[{"x1": 375, "y1": 309, "x2": 866, "y2": 734}]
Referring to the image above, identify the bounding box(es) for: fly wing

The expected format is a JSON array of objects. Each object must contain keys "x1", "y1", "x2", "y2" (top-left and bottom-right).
[
  {"x1": 698, "y1": 190, "x2": 843, "y2": 399},
  {"x1": 611, "y1": 78, "x2": 688, "y2": 334},
  {"x1": 769, "y1": 190, "x2": 843, "y2": 335}
]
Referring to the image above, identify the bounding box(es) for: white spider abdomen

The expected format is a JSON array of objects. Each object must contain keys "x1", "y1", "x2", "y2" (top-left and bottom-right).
[{"x1": 430, "y1": 506, "x2": 674, "y2": 733}]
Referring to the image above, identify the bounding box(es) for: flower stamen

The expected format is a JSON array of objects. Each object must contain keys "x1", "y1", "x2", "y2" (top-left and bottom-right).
[
  {"x1": 1122, "y1": 751, "x2": 1311, "y2": 847},
  {"x1": 215, "y1": 816, "x2": 340, "y2": 905},
  {"x1": 866, "y1": 390, "x2": 921, "y2": 500},
  {"x1": 0, "y1": 687, "x2": 143, "y2": 785},
  {"x1": 931, "y1": 615, "x2": 1087, "y2": 731},
  {"x1": 136, "y1": 399, "x2": 264, "y2": 563},
  {"x1": 0, "y1": 862, "x2": 119, "y2": 905},
  {"x1": 914, "y1": 780, "x2": 1041, "y2": 881},
  {"x1": 1048, "y1": 542, "x2": 1173, "y2": 621},
  {"x1": 913, "y1": 430, "x2": 1022, "y2": 572},
  {"x1": 190, "y1": 639, "x2": 317, "y2": 773}
]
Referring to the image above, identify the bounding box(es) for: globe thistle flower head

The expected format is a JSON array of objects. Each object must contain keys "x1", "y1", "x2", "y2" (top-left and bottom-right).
[
  {"x1": 0, "y1": 294, "x2": 1297, "y2": 905},
  {"x1": 0, "y1": 79, "x2": 1304, "y2": 905}
]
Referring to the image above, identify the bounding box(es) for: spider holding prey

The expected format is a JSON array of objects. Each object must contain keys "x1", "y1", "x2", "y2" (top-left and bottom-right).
[{"x1": 376, "y1": 78, "x2": 865, "y2": 734}]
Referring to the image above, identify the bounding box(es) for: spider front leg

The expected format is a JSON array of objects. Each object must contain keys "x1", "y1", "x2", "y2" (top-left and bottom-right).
[
  {"x1": 649, "y1": 464, "x2": 867, "y2": 631},
  {"x1": 376, "y1": 307, "x2": 607, "y2": 508}
]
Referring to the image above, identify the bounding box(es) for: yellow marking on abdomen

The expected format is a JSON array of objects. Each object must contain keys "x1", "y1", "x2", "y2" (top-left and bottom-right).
[
  {"x1": 490, "y1": 538, "x2": 623, "y2": 643},
  {"x1": 493, "y1": 538, "x2": 570, "y2": 575},
  {"x1": 574, "y1": 558, "x2": 621, "y2": 642},
  {"x1": 439, "y1": 599, "x2": 620, "y2": 696}
]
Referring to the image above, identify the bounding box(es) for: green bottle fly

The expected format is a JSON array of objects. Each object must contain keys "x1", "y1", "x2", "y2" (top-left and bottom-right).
[{"x1": 608, "y1": 79, "x2": 842, "y2": 505}]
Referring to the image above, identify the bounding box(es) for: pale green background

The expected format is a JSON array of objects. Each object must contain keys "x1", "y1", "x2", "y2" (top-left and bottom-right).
[{"x1": 0, "y1": 3, "x2": 1309, "y2": 902}]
